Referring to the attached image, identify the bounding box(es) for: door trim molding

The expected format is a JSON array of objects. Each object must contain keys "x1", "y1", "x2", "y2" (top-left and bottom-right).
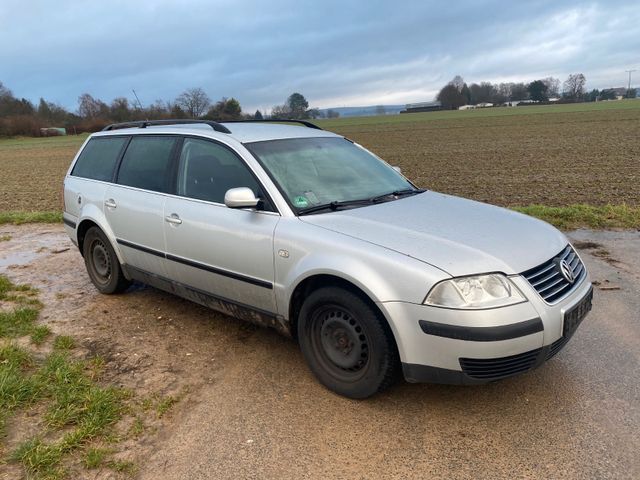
[{"x1": 116, "y1": 238, "x2": 273, "y2": 289}]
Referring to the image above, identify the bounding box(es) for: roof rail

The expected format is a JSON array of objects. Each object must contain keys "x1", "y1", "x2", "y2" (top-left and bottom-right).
[
  {"x1": 101, "y1": 119, "x2": 232, "y2": 134},
  {"x1": 221, "y1": 119, "x2": 323, "y2": 130}
]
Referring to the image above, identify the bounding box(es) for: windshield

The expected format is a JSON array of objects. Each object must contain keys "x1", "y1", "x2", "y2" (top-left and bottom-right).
[{"x1": 246, "y1": 137, "x2": 415, "y2": 212}]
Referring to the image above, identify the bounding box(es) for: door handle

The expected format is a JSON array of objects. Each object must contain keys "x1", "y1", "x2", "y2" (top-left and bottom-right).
[
  {"x1": 104, "y1": 199, "x2": 117, "y2": 209},
  {"x1": 165, "y1": 214, "x2": 182, "y2": 225}
]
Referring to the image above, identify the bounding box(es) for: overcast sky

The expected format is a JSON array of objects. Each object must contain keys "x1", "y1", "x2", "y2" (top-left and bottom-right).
[{"x1": 1, "y1": 0, "x2": 638, "y2": 113}]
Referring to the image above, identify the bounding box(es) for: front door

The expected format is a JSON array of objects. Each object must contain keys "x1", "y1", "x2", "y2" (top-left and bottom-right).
[{"x1": 163, "y1": 137, "x2": 279, "y2": 313}]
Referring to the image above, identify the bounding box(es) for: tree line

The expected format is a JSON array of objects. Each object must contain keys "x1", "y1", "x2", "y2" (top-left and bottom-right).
[
  {"x1": 436, "y1": 73, "x2": 635, "y2": 110},
  {"x1": 0, "y1": 82, "x2": 321, "y2": 137}
]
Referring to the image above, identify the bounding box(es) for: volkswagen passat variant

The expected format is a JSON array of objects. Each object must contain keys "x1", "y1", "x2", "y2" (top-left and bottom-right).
[{"x1": 63, "y1": 119, "x2": 593, "y2": 398}]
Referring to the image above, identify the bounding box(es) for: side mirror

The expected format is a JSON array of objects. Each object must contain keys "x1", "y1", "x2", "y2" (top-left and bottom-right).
[
  {"x1": 224, "y1": 187, "x2": 259, "y2": 209},
  {"x1": 392, "y1": 166, "x2": 402, "y2": 174}
]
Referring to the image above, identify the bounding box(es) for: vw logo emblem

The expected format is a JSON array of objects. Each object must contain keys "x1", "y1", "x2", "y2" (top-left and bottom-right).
[{"x1": 558, "y1": 259, "x2": 575, "y2": 283}]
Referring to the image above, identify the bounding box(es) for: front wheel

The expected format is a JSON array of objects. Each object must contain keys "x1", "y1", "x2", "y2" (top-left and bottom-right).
[
  {"x1": 298, "y1": 287, "x2": 399, "y2": 399},
  {"x1": 82, "y1": 227, "x2": 131, "y2": 294}
]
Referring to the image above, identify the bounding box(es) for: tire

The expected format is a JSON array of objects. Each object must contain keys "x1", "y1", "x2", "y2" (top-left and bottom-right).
[
  {"x1": 298, "y1": 286, "x2": 399, "y2": 399},
  {"x1": 82, "y1": 227, "x2": 131, "y2": 294}
]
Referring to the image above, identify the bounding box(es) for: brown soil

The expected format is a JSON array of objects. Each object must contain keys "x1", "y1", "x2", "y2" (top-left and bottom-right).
[
  {"x1": 330, "y1": 108, "x2": 640, "y2": 207},
  {"x1": 2, "y1": 105, "x2": 640, "y2": 214}
]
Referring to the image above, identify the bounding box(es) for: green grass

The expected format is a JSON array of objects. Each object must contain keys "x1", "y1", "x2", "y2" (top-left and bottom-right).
[
  {"x1": 108, "y1": 459, "x2": 137, "y2": 475},
  {"x1": 0, "y1": 234, "x2": 11, "y2": 241},
  {"x1": 0, "y1": 307, "x2": 40, "y2": 337},
  {"x1": 0, "y1": 344, "x2": 39, "y2": 434},
  {"x1": 31, "y1": 325, "x2": 52, "y2": 345},
  {"x1": 52, "y1": 335, "x2": 75, "y2": 351},
  {"x1": 315, "y1": 98, "x2": 640, "y2": 128},
  {"x1": 0, "y1": 276, "x2": 45, "y2": 340},
  {"x1": 84, "y1": 447, "x2": 110, "y2": 469},
  {"x1": 7, "y1": 352, "x2": 125, "y2": 478},
  {"x1": 0, "y1": 274, "x2": 128, "y2": 479},
  {"x1": 156, "y1": 395, "x2": 178, "y2": 418},
  {"x1": 0, "y1": 134, "x2": 88, "y2": 148},
  {"x1": 0, "y1": 211, "x2": 62, "y2": 225},
  {"x1": 0, "y1": 274, "x2": 13, "y2": 297},
  {"x1": 512, "y1": 204, "x2": 640, "y2": 230}
]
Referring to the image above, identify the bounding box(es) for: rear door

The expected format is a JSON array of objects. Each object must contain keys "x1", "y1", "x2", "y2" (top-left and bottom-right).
[
  {"x1": 104, "y1": 135, "x2": 179, "y2": 277},
  {"x1": 163, "y1": 136, "x2": 279, "y2": 313}
]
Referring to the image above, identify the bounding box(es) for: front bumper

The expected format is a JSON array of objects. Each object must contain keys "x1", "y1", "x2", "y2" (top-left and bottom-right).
[{"x1": 379, "y1": 273, "x2": 593, "y2": 385}]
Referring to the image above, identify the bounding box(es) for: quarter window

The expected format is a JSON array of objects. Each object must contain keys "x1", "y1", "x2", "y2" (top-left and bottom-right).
[
  {"x1": 116, "y1": 136, "x2": 177, "y2": 193},
  {"x1": 71, "y1": 137, "x2": 127, "y2": 182},
  {"x1": 176, "y1": 138, "x2": 262, "y2": 205}
]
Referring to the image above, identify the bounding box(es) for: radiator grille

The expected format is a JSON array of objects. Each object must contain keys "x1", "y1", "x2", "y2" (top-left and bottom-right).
[{"x1": 521, "y1": 245, "x2": 585, "y2": 304}]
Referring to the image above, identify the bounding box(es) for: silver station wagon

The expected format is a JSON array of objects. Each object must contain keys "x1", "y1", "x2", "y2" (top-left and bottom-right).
[{"x1": 63, "y1": 119, "x2": 593, "y2": 398}]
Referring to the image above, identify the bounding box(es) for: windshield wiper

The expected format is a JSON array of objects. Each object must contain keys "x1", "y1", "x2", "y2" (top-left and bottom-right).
[
  {"x1": 370, "y1": 188, "x2": 425, "y2": 203},
  {"x1": 297, "y1": 199, "x2": 373, "y2": 216},
  {"x1": 297, "y1": 189, "x2": 425, "y2": 216}
]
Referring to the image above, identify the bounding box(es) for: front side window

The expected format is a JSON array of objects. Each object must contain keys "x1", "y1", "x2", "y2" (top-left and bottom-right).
[
  {"x1": 246, "y1": 137, "x2": 414, "y2": 211},
  {"x1": 116, "y1": 136, "x2": 177, "y2": 193},
  {"x1": 176, "y1": 137, "x2": 262, "y2": 205},
  {"x1": 71, "y1": 136, "x2": 127, "y2": 182}
]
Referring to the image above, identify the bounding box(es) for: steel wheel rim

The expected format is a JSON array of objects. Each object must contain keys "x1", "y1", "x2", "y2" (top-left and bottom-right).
[
  {"x1": 90, "y1": 239, "x2": 112, "y2": 284},
  {"x1": 311, "y1": 304, "x2": 369, "y2": 378}
]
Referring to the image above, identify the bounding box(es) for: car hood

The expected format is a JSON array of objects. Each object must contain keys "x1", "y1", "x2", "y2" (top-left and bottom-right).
[{"x1": 300, "y1": 191, "x2": 567, "y2": 277}]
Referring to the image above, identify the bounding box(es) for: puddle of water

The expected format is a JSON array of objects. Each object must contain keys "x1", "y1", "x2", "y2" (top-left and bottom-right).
[
  {"x1": 0, "y1": 229, "x2": 72, "y2": 273},
  {"x1": 0, "y1": 251, "x2": 39, "y2": 269}
]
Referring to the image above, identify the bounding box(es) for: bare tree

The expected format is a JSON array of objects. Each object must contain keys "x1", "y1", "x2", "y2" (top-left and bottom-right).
[
  {"x1": 175, "y1": 87, "x2": 211, "y2": 118},
  {"x1": 270, "y1": 104, "x2": 291, "y2": 118},
  {"x1": 469, "y1": 82, "x2": 496, "y2": 105},
  {"x1": 147, "y1": 99, "x2": 170, "y2": 119},
  {"x1": 495, "y1": 83, "x2": 513, "y2": 104},
  {"x1": 77, "y1": 93, "x2": 108, "y2": 119},
  {"x1": 542, "y1": 77, "x2": 560, "y2": 97},
  {"x1": 110, "y1": 97, "x2": 131, "y2": 122},
  {"x1": 449, "y1": 75, "x2": 465, "y2": 91},
  {"x1": 510, "y1": 83, "x2": 529, "y2": 101},
  {"x1": 563, "y1": 74, "x2": 586, "y2": 101},
  {"x1": 0, "y1": 81, "x2": 12, "y2": 100}
]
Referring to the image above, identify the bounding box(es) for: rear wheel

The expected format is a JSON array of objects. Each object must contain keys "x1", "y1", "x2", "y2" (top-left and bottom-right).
[
  {"x1": 83, "y1": 227, "x2": 130, "y2": 294},
  {"x1": 298, "y1": 287, "x2": 398, "y2": 399}
]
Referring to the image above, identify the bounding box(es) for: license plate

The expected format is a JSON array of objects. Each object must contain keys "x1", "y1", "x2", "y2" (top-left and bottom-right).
[{"x1": 562, "y1": 287, "x2": 593, "y2": 338}]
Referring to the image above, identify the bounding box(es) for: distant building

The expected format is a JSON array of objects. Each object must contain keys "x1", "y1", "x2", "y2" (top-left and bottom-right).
[
  {"x1": 400, "y1": 101, "x2": 442, "y2": 114},
  {"x1": 40, "y1": 127, "x2": 66, "y2": 137}
]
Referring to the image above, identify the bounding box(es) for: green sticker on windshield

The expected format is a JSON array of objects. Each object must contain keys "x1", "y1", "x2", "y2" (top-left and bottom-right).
[{"x1": 293, "y1": 196, "x2": 309, "y2": 208}]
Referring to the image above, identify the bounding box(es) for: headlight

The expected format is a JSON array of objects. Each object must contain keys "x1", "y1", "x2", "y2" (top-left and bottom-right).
[{"x1": 424, "y1": 274, "x2": 526, "y2": 309}]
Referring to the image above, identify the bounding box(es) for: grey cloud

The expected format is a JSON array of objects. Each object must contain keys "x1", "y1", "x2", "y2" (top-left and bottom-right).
[{"x1": 0, "y1": 0, "x2": 637, "y2": 112}]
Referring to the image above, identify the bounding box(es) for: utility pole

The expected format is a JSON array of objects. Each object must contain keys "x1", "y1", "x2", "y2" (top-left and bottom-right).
[
  {"x1": 132, "y1": 89, "x2": 144, "y2": 110},
  {"x1": 625, "y1": 69, "x2": 637, "y2": 97}
]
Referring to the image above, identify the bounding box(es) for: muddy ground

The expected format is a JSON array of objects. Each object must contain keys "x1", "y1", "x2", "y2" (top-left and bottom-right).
[{"x1": 0, "y1": 224, "x2": 638, "y2": 479}]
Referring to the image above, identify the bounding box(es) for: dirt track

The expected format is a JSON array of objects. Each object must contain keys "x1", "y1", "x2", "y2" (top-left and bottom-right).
[{"x1": 0, "y1": 224, "x2": 639, "y2": 479}]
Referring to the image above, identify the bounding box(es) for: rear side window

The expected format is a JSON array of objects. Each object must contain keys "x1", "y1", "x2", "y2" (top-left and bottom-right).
[
  {"x1": 116, "y1": 136, "x2": 177, "y2": 193},
  {"x1": 71, "y1": 137, "x2": 127, "y2": 182}
]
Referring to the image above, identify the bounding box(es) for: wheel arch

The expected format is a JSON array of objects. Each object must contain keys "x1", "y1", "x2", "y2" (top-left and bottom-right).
[
  {"x1": 76, "y1": 212, "x2": 125, "y2": 266},
  {"x1": 288, "y1": 273, "x2": 400, "y2": 357}
]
